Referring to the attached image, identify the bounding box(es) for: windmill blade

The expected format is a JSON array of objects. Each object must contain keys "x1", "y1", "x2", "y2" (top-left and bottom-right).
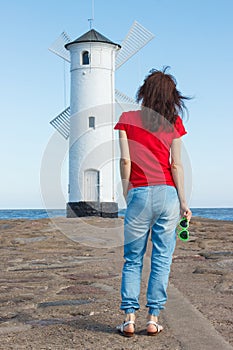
[
  {"x1": 115, "y1": 21, "x2": 155, "y2": 70},
  {"x1": 115, "y1": 89, "x2": 138, "y2": 106},
  {"x1": 50, "y1": 106, "x2": 70, "y2": 139},
  {"x1": 115, "y1": 89, "x2": 139, "y2": 113},
  {"x1": 48, "y1": 31, "x2": 71, "y2": 62}
]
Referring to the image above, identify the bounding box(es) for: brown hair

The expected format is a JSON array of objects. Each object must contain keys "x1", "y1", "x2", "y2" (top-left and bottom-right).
[{"x1": 136, "y1": 67, "x2": 190, "y2": 132}]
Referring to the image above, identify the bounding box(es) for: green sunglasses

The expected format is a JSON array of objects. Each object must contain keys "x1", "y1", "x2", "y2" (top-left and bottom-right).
[{"x1": 176, "y1": 217, "x2": 189, "y2": 241}]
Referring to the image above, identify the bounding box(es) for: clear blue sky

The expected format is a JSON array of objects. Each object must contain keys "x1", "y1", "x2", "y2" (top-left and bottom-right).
[{"x1": 0, "y1": 0, "x2": 232, "y2": 209}]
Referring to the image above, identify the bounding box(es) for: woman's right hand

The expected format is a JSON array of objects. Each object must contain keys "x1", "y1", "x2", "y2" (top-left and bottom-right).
[{"x1": 180, "y1": 204, "x2": 192, "y2": 222}]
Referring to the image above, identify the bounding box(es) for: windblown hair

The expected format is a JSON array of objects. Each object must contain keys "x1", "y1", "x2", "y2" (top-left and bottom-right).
[{"x1": 136, "y1": 67, "x2": 190, "y2": 132}]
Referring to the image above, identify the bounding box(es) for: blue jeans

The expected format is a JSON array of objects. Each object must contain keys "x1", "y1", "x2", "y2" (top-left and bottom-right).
[{"x1": 120, "y1": 185, "x2": 180, "y2": 316}]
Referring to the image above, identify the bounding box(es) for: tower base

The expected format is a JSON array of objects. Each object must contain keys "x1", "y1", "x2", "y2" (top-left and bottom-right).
[{"x1": 66, "y1": 201, "x2": 118, "y2": 218}]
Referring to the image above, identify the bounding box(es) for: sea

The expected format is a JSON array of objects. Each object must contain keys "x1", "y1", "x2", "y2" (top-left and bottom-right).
[{"x1": 0, "y1": 208, "x2": 232, "y2": 221}]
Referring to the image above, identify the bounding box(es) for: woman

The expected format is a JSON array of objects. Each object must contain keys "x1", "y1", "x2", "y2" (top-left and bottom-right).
[{"x1": 115, "y1": 67, "x2": 192, "y2": 337}]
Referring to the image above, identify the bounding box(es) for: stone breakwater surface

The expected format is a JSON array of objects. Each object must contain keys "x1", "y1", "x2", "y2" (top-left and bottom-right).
[{"x1": 0, "y1": 217, "x2": 232, "y2": 349}]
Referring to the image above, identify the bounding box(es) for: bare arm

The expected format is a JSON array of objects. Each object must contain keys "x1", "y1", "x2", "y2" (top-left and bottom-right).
[
  {"x1": 171, "y1": 138, "x2": 192, "y2": 221},
  {"x1": 119, "y1": 130, "x2": 131, "y2": 199}
]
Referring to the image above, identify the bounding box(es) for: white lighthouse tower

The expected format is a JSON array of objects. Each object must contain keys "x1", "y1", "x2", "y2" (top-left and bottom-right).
[
  {"x1": 48, "y1": 22, "x2": 154, "y2": 217},
  {"x1": 65, "y1": 29, "x2": 120, "y2": 217}
]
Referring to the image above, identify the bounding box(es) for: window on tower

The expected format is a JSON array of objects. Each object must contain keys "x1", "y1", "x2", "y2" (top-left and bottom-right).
[
  {"x1": 89, "y1": 116, "x2": 95, "y2": 128},
  {"x1": 82, "y1": 51, "x2": 90, "y2": 65}
]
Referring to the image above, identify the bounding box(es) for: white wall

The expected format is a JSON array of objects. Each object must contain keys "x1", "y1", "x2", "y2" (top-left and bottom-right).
[{"x1": 67, "y1": 41, "x2": 119, "y2": 202}]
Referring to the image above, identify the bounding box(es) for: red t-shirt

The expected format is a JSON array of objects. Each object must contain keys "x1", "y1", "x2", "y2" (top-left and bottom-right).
[{"x1": 114, "y1": 110, "x2": 187, "y2": 189}]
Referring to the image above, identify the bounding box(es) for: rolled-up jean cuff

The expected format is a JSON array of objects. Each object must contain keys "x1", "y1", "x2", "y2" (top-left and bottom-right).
[
  {"x1": 124, "y1": 308, "x2": 136, "y2": 314},
  {"x1": 148, "y1": 308, "x2": 160, "y2": 316}
]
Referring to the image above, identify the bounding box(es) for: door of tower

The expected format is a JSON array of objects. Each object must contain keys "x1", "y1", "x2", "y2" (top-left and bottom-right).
[{"x1": 84, "y1": 170, "x2": 100, "y2": 202}]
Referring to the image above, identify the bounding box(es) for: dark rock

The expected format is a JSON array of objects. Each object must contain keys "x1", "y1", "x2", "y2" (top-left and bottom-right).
[{"x1": 37, "y1": 299, "x2": 94, "y2": 308}]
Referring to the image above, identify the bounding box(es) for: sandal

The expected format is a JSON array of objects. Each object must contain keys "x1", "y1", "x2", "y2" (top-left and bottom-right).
[
  {"x1": 146, "y1": 320, "x2": 163, "y2": 336},
  {"x1": 116, "y1": 320, "x2": 135, "y2": 337}
]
